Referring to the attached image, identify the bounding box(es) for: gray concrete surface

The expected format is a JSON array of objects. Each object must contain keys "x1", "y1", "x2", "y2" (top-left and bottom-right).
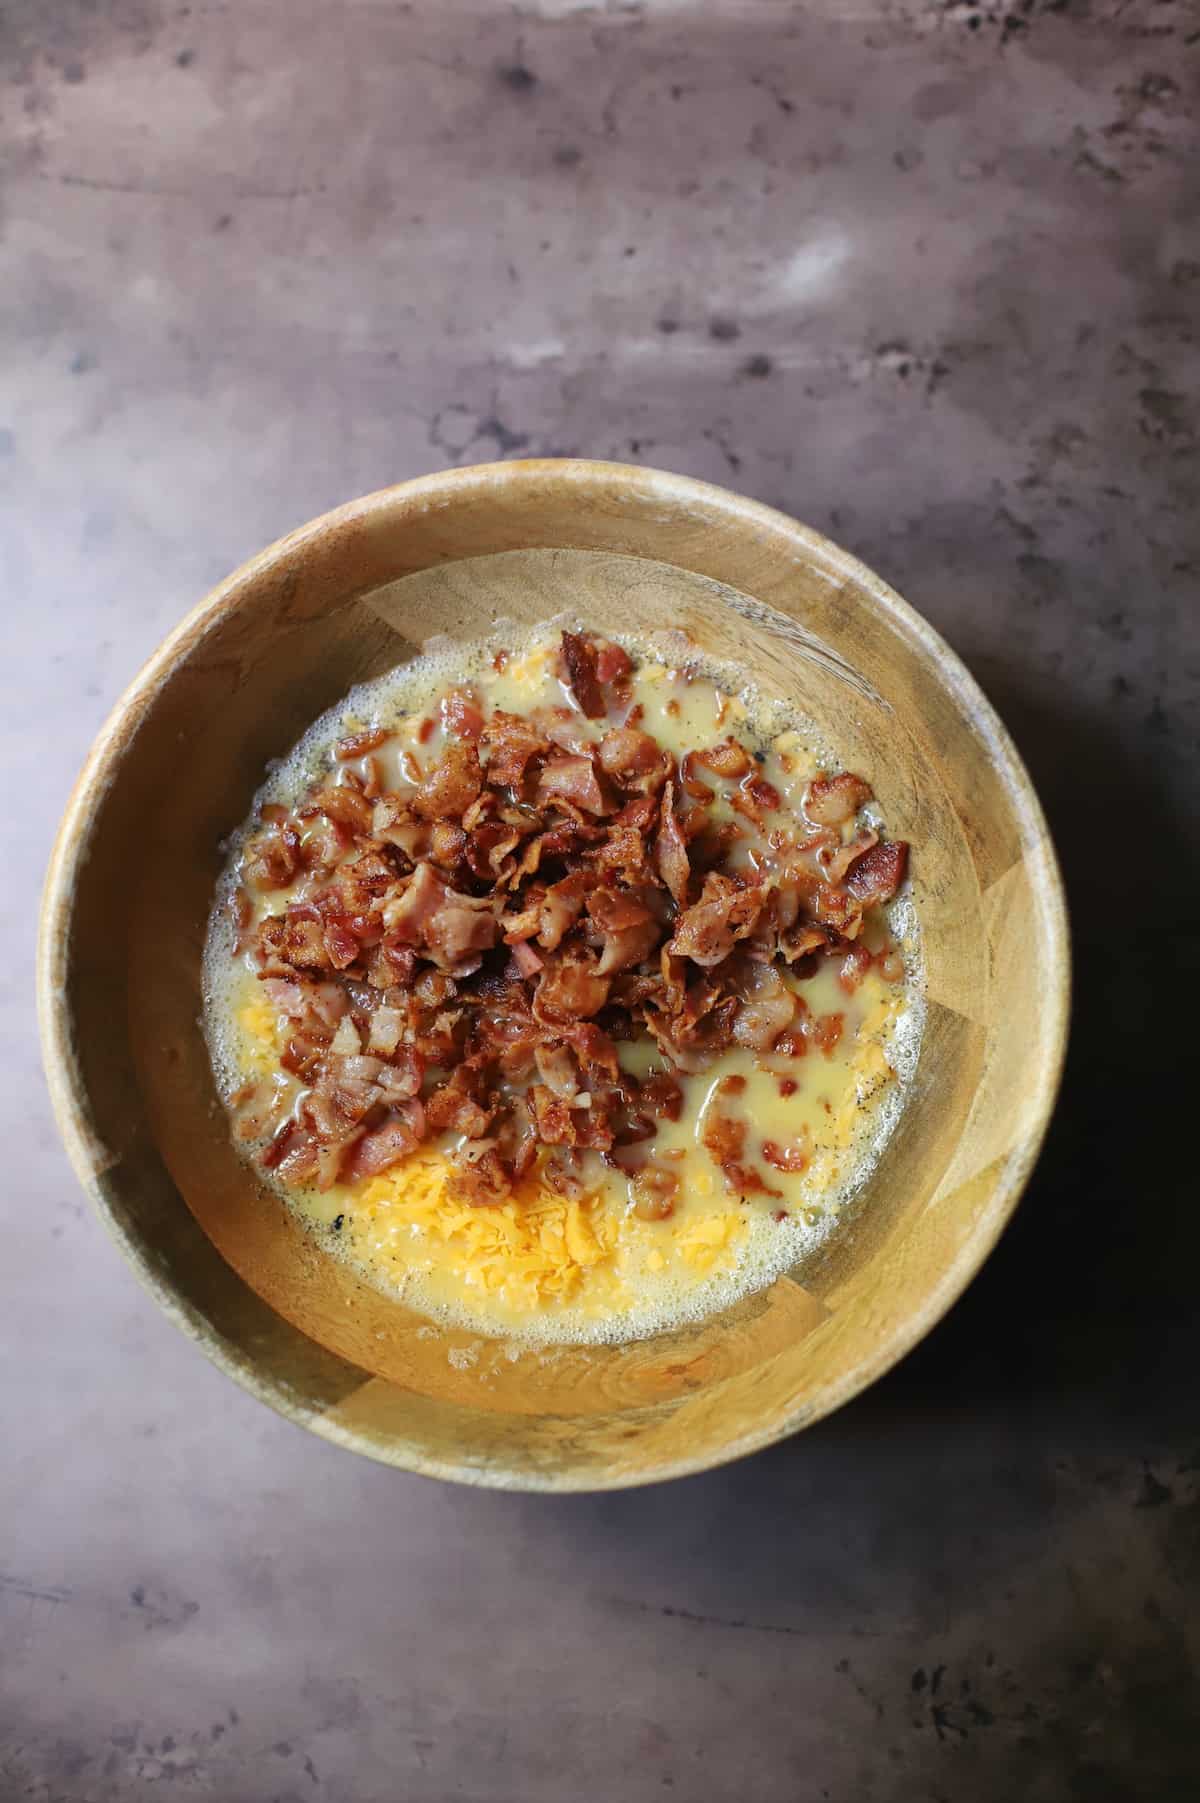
[{"x1": 3, "y1": 2, "x2": 1198, "y2": 1798}]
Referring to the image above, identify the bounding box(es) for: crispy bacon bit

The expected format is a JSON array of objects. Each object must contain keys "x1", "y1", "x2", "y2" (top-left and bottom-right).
[
  {"x1": 669, "y1": 873, "x2": 762, "y2": 967},
  {"x1": 845, "y1": 838, "x2": 909, "y2": 904},
  {"x1": 731, "y1": 773, "x2": 782, "y2": 825},
  {"x1": 702, "y1": 1112, "x2": 746, "y2": 1164},
  {"x1": 637, "y1": 1072, "x2": 683, "y2": 1121},
  {"x1": 341, "y1": 1104, "x2": 426, "y2": 1180},
  {"x1": 535, "y1": 956, "x2": 611, "y2": 1022},
  {"x1": 837, "y1": 944, "x2": 874, "y2": 994},
  {"x1": 655, "y1": 782, "x2": 691, "y2": 906},
  {"x1": 762, "y1": 1132, "x2": 811, "y2": 1173},
  {"x1": 240, "y1": 627, "x2": 909, "y2": 1207},
  {"x1": 598, "y1": 726, "x2": 666, "y2": 786},
  {"x1": 440, "y1": 687, "x2": 484, "y2": 741},
  {"x1": 510, "y1": 939, "x2": 544, "y2": 977},
  {"x1": 694, "y1": 739, "x2": 752, "y2": 780},
  {"x1": 536, "y1": 754, "x2": 611, "y2": 815},
  {"x1": 806, "y1": 771, "x2": 873, "y2": 826},
  {"x1": 448, "y1": 1148, "x2": 512, "y2": 1206},
  {"x1": 560, "y1": 630, "x2": 605, "y2": 718},
  {"x1": 632, "y1": 1162, "x2": 680, "y2": 1220},
  {"x1": 481, "y1": 709, "x2": 548, "y2": 788},
  {"x1": 335, "y1": 725, "x2": 392, "y2": 759},
  {"x1": 731, "y1": 961, "x2": 796, "y2": 1050},
  {"x1": 302, "y1": 781, "x2": 374, "y2": 835},
  {"x1": 413, "y1": 741, "x2": 482, "y2": 821},
  {"x1": 594, "y1": 641, "x2": 633, "y2": 685},
  {"x1": 244, "y1": 822, "x2": 301, "y2": 891}
]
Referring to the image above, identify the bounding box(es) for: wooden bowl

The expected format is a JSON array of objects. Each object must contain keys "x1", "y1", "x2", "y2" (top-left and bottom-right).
[{"x1": 39, "y1": 461, "x2": 1068, "y2": 1489}]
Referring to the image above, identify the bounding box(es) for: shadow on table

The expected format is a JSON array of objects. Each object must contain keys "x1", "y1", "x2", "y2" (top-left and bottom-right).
[{"x1": 538, "y1": 639, "x2": 1199, "y2": 1800}]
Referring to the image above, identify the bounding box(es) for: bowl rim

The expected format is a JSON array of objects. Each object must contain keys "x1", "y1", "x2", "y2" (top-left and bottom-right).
[{"x1": 38, "y1": 458, "x2": 1070, "y2": 1489}]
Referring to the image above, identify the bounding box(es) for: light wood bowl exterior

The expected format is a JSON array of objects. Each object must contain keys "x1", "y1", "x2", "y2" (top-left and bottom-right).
[{"x1": 38, "y1": 461, "x2": 1068, "y2": 1490}]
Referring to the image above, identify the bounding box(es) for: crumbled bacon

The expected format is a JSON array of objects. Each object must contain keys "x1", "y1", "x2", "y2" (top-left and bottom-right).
[
  {"x1": 335, "y1": 725, "x2": 393, "y2": 759},
  {"x1": 440, "y1": 687, "x2": 484, "y2": 741},
  {"x1": 845, "y1": 839, "x2": 909, "y2": 905},
  {"x1": 694, "y1": 739, "x2": 752, "y2": 780},
  {"x1": 413, "y1": 741, "x2": 482, "y2": 821},
  {"x1": 559, "y1": 630, "x2": 605, "y2": 718},
  {"x1": 669, "y1": 873, "x2": 763, "y2": 968},
  {"x1": 536, "y1": 754, "x2": 611, "y2": 815},
  {"x1": 655, "y1": 782, "x2": 691, "y2": 906},
  {"x1": 806, "y1": 771, "x2": 873, "y2": 827},
  {"x1": 762, "y1": 1132, "x2": 811, "y2": 1173},
  {"x1": 240, "y1": 630, "x2": 908, "y2": 1206}
]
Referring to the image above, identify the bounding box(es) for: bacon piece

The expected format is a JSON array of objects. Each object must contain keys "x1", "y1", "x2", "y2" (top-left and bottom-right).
[
  {"x1": 425, "y1": 899, "x2": 499, "y2": 973},
  {"x1": 385, "y1": 861, "x2": 447, "y2": 942},
  {"x1": 779, "y1": 923, "x2": 836, "y2": 965},
  {"x1": 334, "y1": 848, "x2": 397, "y2": 914},
  {"x1": 323, "y1": 917, "x2": 361, "y2": 971},
  {"x1": 702, "y1": 1112, "x2": 746, "y2": 1164},
  {"x1": 837, "y1": 944, "x2": 874, "y2": 994},
  {"x1": 693, "y1": 739, "x2": 753, "y2": 780},
  {"x1": 631, "y1": 1162, "x2": 680, "y2": 1221},
  {"x1": 806, "y1": 771, "x2": 873, "y2": 827},
  {"x1": 510, "y1": 939, "x2": 544, "y2": 977},
  {"x1": 730, "y1": 773, "x2": 782, "y2": 826},
  {"x1": 529, "y1": 1083, "x2": 579, "y2": 1145},
  {"x1": 413, "y1": 741, "x2": 482, "y2": 821},
  {"x1": 824, "y1": 829, "x2": 879, "y2": 887},
  {"x1": 593, "y1": 823, "x2": 651, "y2": 886},
  {"x1": 536, "y1": 754, "x2": 611, "y2": 815},
  {"x1": 335, "y1": 725, "x2": 393, "y2": 759},
  {"x1": 340, "y1": 1103, "x2": 426, "y2": 1180},
  {"x1": 243, "y1": 821, "x2": 301, "y2": 891},
  {"x1": 537, "y1": 872, "x2": 589, "y2": 951},
  {"x1": 370, "y1": 795, "x2": 427, "y2": 858},
  {"x1": 655, "y1": 782, "x2": 691, "y2": 906},
  {"x1": 447, "y1": 1144, "x2": 512, "y2": 1207},
  {"x1": 845, "y1": 839, "x2": 909, "y2": 905},
  {"x1": 564, "y1": 1021, "x2": 622, "y2": 1080},
  {"x1": 639, "y1": 1072, "x2": 684, "y2": 1121},
  {"x1": 440, "y1": 687, "x2": 484, "y2": 741},
  {"x1": 301, "y1": 781, "x2": 374, "y2": 836},
  {"x1": 429, "y1": 820, "x2": 469, "y2": 871},
  {"x1": 668, "y1": 872, "x2": 763, "y2": 968},
  {"x1": 560, "y1": 630, "x2": 605, "y2": 718},
  {"x1": 586, "y1": 887, "x2": 659, "y2": 975},
  {"x1": 261, "y1": 977, "x2": 311, "y2": 1018},
  {"x1": 594, "y1": 641, "x2": 633, "y2": 685},
  {"x1": 366, "y1": 1005, "x2": 405, "y2": 1056},
  {"x1": 598, "y1": 727, "x2": 667, "y2": 788},
  {"x1": 762, "y1": 1132, "x2": 811, "y2": 1173},
  {"x1": 482, "y1": 709, "x2": 549, "y2": 787},
  {"x1": 534, "y1": 1042, "x2": 580, "y2": 1099},
  {"x1": 534, "y1": 956, "x2": 611, "y2": 1022},
  {"x1": 731, "y1": 962, "x2": 796, "y2": 1050},
  {"x1": 425, "y1": 1067, "x2": 493, "y2": 1138},
  {"x1": 365, "y1": 936, "x2": 418, "y2": 990}
]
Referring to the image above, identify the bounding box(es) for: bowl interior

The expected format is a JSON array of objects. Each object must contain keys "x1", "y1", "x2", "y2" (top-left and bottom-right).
[{"x1": 42, "y1": 464, "x2": 1066, "y2": 1487}]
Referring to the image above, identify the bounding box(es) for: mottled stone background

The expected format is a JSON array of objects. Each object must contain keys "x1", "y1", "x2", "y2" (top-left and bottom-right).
[{"x1": 2, "y1": 2, "x2": 1198, "y2": 1798}]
